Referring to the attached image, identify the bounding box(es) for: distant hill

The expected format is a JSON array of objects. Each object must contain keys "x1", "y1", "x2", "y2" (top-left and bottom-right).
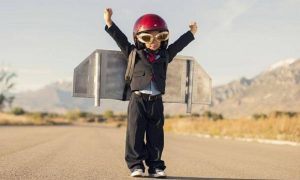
[
  {"x1": 210, "y1": 58, "x2": 300, "y2": 117},
  {"x1": 14, "y1": 81, "x2": 128, "y2": 114},
  {"x1": 13, "y1": 58, "x2": 300, "y2": 118}
]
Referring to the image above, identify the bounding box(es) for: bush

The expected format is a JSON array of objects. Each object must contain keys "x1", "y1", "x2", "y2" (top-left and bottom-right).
[
  {"x1": 114, "y1": 113, "x2": 127, "y2": 121},
  {"x1": 211, "y1": 113, "x2": 223, "y2": 121},
  {"x1": 28, "y1": 112, "x2": 48, "y2": 118},
  {"x1": 164, "y1": 114, "x2": 171, "y2": 119},
  {"x1": 103, "y1": 110, "x2": 114, "y2": 119},
  {"x1": 85, "y1": 115, "x2": 104, "y2": 123},
  {"x1": 178, "y1": 114, "x2": 188, "y2": 118},
  {"x1": 11, "y1": 107, "x2": 26, "y2": 115},
  {"x1": 252, "y1": 113, "x2": 268, "y2": 120},
  {"x1": 203, "y1": 111, "x2": 213, "y2": 118},
  {"x1": 286, "y1": 112, "x2": 298, "y2": 118},
  {"x1": 47, "y1": 112, "x2": 59, "y2": 118},
  {"x1": 0, "y1": 69, "x2": 17, "y2": 111},
  {"x1": 202, "y1": 111, "x2": 223, "y2": 121},
  {"x1": 191, "y1": 113, "x2": 200, "y2": 117},
  {"x1": 270, "y1": 111, "x2": 298, "y2": 118},
  {"x1": 65, "y1": 110, "x2": 81, "y2": 121},
  {"x1": 78, "y1": 111, "x2": 94, "y2": 118},
  {"x1": 28, "y1": 112, "x2": 46, "y2": 124}
]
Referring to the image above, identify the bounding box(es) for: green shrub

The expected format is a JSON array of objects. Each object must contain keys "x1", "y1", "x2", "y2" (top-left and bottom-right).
[
  {"x1": 286, "y1": 112, "x2": 298, "y2": 118},
  {"x1": 203, "y1": 111, "x2": 213, "y2": 118},
  {"x1": 177, "y1": 114, "x2": 188, "y2": 118},
  {"x1": 202, "y1": 111, "x2": 223, "y2": 121},
  {"x1": 65, "y1": 110, "x2": 81, "y2": 121},
  {"x1": 164, "y1": 114, "x2": 171, "y2": 119},
  {"x1": 28, "y1": 112, "x2": 45, "y2": 124},
  {"x1": 191, "y1": 113, "x2": 200, "y2": 117},
  {"x1": 103, "y1": 110, "x2": 114, "y2": 119},
  {"x1": 47, "y1": 112, "x2": 59, "y2": 118},
  {"x1": 11, "y1": 107, "x2": 26, "y2": 115},
  {"x1": 270, "y1": 111, "x2": 298, "y2": 118},
  {"x1": 79, "y1": 111, "x2": 94, "y2": 118},
  {"x1": 252, "y1": 113, "x2": 268, "y2": 120}
]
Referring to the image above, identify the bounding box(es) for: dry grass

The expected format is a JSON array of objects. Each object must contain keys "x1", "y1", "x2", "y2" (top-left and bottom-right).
[
  {"x1": 0, "y1": 113, "x2": 30, "y2": 125},
  {"x1": 0, "y1": 112, "x2": 72, "y2": 126},
  {"x1": 2, "y1": 110, "x2": 300, "y2": 143},
  {"x1": 164, "y1": 116, "x2": 300, "y2": 142}
]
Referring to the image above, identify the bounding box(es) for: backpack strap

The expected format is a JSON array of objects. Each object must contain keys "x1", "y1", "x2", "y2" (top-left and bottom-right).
[
  {"x1": 122, "y1": 48, "x2": 137, "y2": 100},
  {"x1": 125, "y1": 48, "x2": 137, "y2": 82}
]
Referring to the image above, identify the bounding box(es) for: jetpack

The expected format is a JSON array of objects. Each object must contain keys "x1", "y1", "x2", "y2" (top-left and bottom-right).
[{"x1": 73, "y1": 49, "x2": 212, "y2": 113}]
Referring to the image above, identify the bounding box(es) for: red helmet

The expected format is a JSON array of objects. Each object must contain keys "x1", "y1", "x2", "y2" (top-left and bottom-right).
[
  {"x1": 133, "y1": 14, "x2": 169, "y2": 49},
  {"x1": 133, "y1": 14, "x2": 168, "y2": 35}
]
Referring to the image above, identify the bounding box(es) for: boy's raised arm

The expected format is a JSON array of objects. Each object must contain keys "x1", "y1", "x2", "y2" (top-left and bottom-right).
[
  {"x1": 103, "y1": 8, "x2": 133, "y2": 58},
  {"x1": 189, "y1": 22, "x2": 198, "y2": 35},
  {"x1": 104, "y1": 8, "x2": 113, "y2": 28},
  {"x1": 167, "y1": 22, "x2": 198, "y2": 62}
]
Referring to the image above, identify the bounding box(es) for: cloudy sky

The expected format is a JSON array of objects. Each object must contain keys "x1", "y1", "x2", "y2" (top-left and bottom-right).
[{"x1": 1, "y1": 0, "x2": 299, "y2": 92}]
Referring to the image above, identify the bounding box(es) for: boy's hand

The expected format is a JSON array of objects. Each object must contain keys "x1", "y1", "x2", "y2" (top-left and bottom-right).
[
  {"x1": 189, "y1": 22, "x2": 198, "y2": 35},
  {"x1": 104, "y1": 8, "x2": 113, "y2": 27}
]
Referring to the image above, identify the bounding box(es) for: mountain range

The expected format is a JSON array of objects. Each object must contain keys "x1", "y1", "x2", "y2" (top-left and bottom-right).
[
  {"x1": 13, "y1": 58, "x2": 300, "y2": 118},
  {"x1": 209, "y1": 58, "x2": 300, "y2": 117}
]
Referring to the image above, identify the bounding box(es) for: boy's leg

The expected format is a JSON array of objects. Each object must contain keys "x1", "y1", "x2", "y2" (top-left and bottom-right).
[
  {"x1": 125, "y1": 94, "x2": 148, "y2": 172},
  {"x1": 145, "y1": 98, "x2": 166, "y2": 173}
]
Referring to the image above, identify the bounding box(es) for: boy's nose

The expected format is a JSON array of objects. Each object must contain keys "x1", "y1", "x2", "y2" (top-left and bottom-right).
[{"x1": 151, "y1": 38, "x2": 160, "y2": 44}]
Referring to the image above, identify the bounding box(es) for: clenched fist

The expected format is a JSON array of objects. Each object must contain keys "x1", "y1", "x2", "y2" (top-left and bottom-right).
[
  {"x1": 189, "y1": 22, "x2": 198, "y2": 35},
  {"x1": 104, "y1": 8, "x2": 113, "y2": 27}
]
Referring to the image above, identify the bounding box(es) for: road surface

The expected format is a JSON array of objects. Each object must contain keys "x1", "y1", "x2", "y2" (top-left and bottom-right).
[{"x1": 0, "y1": 124, "x2": 299, "y2": 180}]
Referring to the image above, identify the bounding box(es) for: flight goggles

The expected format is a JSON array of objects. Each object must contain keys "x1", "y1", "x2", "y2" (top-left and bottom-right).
[{"x1": 136, "y1": 31, "x2": 169, "y2": 44}]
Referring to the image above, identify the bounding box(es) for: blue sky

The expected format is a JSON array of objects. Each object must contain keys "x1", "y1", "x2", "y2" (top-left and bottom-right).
[{"x1": 1, "y1": 0, "x2": 299, "y2": 92}]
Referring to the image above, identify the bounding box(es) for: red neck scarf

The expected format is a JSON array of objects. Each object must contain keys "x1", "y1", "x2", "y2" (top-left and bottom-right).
[{"x1": 148, "y1": 52, "x2": 156, "y2": 63}]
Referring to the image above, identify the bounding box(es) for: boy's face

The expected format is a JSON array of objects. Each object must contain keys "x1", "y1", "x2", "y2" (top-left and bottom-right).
[
  {"x1": 136, "y1": 31, "x2": 169, "y2": 51},
  {"x1": 145, "y1": 31, "x2": 161, "y2": 51}
]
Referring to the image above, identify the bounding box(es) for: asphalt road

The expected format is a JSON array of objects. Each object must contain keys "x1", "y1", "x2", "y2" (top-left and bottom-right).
[{"x1": 0, "y1": 124, "x2": 299, "y2": 180}]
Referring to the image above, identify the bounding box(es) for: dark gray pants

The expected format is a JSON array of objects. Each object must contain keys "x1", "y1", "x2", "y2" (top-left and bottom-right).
[{"x1": 125, "y1": 93, "x2": 166, "y2": 173}]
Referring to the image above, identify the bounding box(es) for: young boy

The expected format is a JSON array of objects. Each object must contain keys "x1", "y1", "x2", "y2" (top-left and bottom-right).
[{"x1": 104, "y1": 8, "x2": 197, "y2": 178}]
